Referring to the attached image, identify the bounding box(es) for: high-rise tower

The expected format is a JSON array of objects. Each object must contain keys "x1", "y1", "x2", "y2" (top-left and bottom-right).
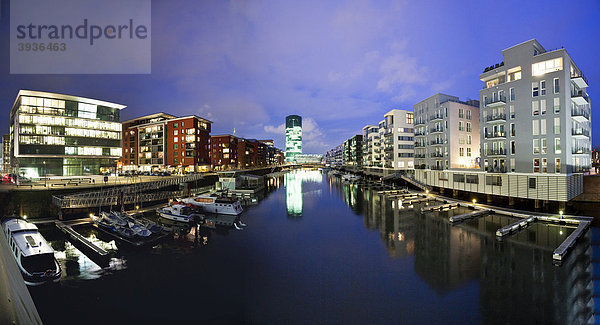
[{"x1": 285, "y1": 115, "x2": 302, "y2": 162}]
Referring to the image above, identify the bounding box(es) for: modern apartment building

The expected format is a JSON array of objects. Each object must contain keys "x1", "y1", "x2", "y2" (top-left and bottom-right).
[
  {"x1": 413, "y1": 94, "x2": 480, "y2": 170},
  {"x1": 210, "y1": 135, "x2": 283, "y2": 170},
  {"x1": 10, "y1": 90, "x2": 124, "y2": 177},
  {"x1": 479, "y1": 39, "x2": 591, "y2": 175},
  {"x1": 285, "y1": 115, "x2": 302, "y2": 162},
  {"x1": 2, "y1": 135, "x2": 10, "y2": 174},
  {"x1": 122, "y1": 113, "x2": 212, "y2": 173},
  {"x1": 379, "y1": 109, "x2": 415, "y2": 170},
  {"x1": 344, "y1": 135, "x2": 363, "y2": 166},
  {"x1": 362, "y1": 125, "x2": 380, "y2": 167}
]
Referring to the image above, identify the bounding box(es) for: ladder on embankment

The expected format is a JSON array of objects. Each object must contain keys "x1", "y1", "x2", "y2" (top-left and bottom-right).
[{"x1": 55, "y1": 220, "x2": 108, "y2": 256}]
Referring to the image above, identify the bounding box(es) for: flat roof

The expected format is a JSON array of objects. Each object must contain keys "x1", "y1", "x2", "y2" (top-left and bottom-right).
[
  {"x1": 12, "y1": 90, "x2": 126, "y2": 112},
  {"x1": 121, "y1": 112, "x2": 177, "y2": 124}
]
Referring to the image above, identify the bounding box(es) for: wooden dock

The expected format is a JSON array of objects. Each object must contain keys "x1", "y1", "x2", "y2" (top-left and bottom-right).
[
  {"x1": 553, "y1": 220, "x2": 592, "y2": 262},
  {"x1": 56, "y1": 220, "x2": 108, "y2": 256},
  {"x1": 449, "y1": 209, "x2": 494, "y2": 223},
  {"x1": 421, "y1": 202, "x2": 459, "y2": 212},
  {"x1": 495, "y1": 216, "x2": 536, "y2": 239}
]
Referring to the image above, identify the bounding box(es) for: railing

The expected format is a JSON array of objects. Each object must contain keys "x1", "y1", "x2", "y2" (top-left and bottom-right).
[
  {"x1": 430, "y1": 139, "x2": 445, "y2": 145},
  {"x1": 414, "y1": 143, "x2": 426, "y2": 148},
  {"x1": 571, "y1": 90, "x2": 590, "y2": 102},
  {"x1": 414, "y1": 120, "x2": 426, "y2": 126},
  {"x1": 415, "y1": 131, "x2": 426, "y2": 136},
  {"x1": 482, "y1": 61, "x2": 504, "y2": 73},
  {"x1": 571, "y1": 72, "x2": 589, "y2": 86},
  {"x1": 430, "y1": 152, "x2": 444, "y2": 158},
  {"x1": 414, "y1": 154, "x2": 427, "y2": 159},
  {"x1": 572, "y1": 148, "x2": 591, "y2": 154},
  {"x1": 571, "y1": 107, "x2": 590, "y2": 119},
  {"x1": 486, "y1": 113, "x2": 506, "y2": 122},
  {"x1": 485, "y1": 148, "x2": 506, "y2": 156},
  {"x1": 415, "y1": 164, "x2": 427, "y2": 169},
  {"x1": 484, "y1": 131, "x2": 506, "y2": 139},
  {"x1": 429, "y1": 114, "x2": 444, "y2": 121},
  {"x1": 572, "y1": 129, "x2": 590, "y2": 137},
  {"x1": 486, "y1": 166, "x2": 507, "y2": 173},
  {"x1": 430, "y1": 165, "x2": 444, "y2": 170},
  {"x1": 485, "y1": 95, "x2": 507, "y2": 106},
  {"x1": 430, "y1": 127, "x2": 444, "y2": 133}
]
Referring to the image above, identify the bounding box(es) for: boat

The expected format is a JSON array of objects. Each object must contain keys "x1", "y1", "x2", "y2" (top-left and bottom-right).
[
  {"x1": 181, "y1": 194, "x2": 243, "y2": 215},
  {"x1": 1, "y1": 216, "x2": 62, "y2": 286},
  {"x1": 157, "y1": 204, "x2": 202, "y2": 223}
]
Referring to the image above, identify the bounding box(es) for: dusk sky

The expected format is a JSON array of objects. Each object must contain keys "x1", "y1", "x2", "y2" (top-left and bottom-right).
[{"x1": 1, "y1": 0, "x2": 599, "y2": 154}]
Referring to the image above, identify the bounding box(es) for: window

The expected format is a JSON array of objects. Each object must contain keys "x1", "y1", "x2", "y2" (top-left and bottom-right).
[
  {"x1": 532, "y1": 57, "x2": 563, "y2": 76},
  {"x1": 453, "y1": 174, "x2": 465, "y2": 183},
  {"x1": 540, "y1": 80, "x2": 546, "y2": 95},
  {"x1": 174, "y1": 158, "x2": 178, "y2": 163},
  {"x1": 511, "y1": 141, "x2": 515, "y2": 154},
  {"x1": 459, "y1": 137, "x2": 465, "y2": 144},
  {"x1": 510, "y1": 123, "x2": 515, "y2": 137},
  {"x1": 174, "y1": 123, "x2": 178, "y2": 128},
  {"x1": 174, "y1": 151, "x2": 178, "y2": 157},
  {"x1": 174, "y1": 130, "x2": 178, "y2": 136},
  {"x1": 540, "y1": 119, "x2": 546, "y2": 135},
  {"x1": 510, "y1": 158, "x2": 515, "y2": 172},
  {"x1": 532, "y1": 101, "x2": 539, "y2": 115},
  {"x1": 486, "y1": 176, "x2": 502, "y2": 186},
  {"x1": 466, "y1": 175, "x2": 478, "y2": 184},
  {"x1": 509, "y1": 105, "x2": 515, "y2": 119},
  {"x1": 553, "y1": 78, "x2": 560, "y2": 94},
  {"x1": 555, "y1": 158, "x2": 561, "y2": 173},
  {"x1": 542, "y1": 158, "x2": 547, "y2": 173},
  {"x1": 532, "y1": 82, "x2": 539, "y2": 97},
  {"x1": 459, "y1": 121, "x2": 464, "y2": 131},
  {"x1": 174, "y1": 144, "x2": 178, "y2": 149},
  {"x1": 541, "y1": 138, "x2": 547, "y2": 154},
  {"x1": 483, "y1": 96, "x2": 487, "y2": 107},
  {"x1": 458, "y1": 109, "x2": 464, "y2": 118},
  {"x1": 459, "y1": 148, "x2": 465, "y2": 156},
  {"x1": 467, "y1": 135, "x2": 472, "y2": 144},
  {"x1": 554, "y1": 118, "x2": 560, "y2": 134},
  {"x1": 532, "y1": 120, "x2": 539, "y2": 135},
  {"x1": 533, "y1": 159, "x2": 540, "y2": 173},
  {"x1": 529, "y1": 177, "x2": 537, "y2": 189},
  {"x1": 508, "y1": 68, "x2": 521, "y2": 82},
  {"x1": 467, "y1": 148, "x2": 472, "y2": 156},
  {"x1": 540, "y1": 99, "x2": 546, "y2": 115},
  {"x1": 555, "y1": 138, "x2": 561, "y2": 154},
  {"x1": 554, "y1": 97, "x2": 560, "y2": 113},
  {"x1": 466, "y1": 122, "x2": 472, "y2": 132},
  {"x1": 406, "y1": 113, "x2": 414, "y2": 124},
  {"x1": 466, "y1": 110, "x2": 471, "y2": 120},
  {"x1": 509, "y1": 88, "x2": 515, "y2": 101},
  {"x1": 174, "y1": 137, "x2": 178, "y2": 142},
  {"x1": 533, "y1": 139, "x2": 540, "y2": 154}
]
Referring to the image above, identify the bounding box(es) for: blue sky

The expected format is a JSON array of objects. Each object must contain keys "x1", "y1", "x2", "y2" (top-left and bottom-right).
[{"x1": 1, "y1": 0, "x2": 599, "y2": 154}]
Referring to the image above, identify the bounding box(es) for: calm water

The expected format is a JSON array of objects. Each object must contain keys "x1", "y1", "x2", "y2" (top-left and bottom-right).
[{"x1": 29, "y1": 169, "x2": 595, "y2": 324}]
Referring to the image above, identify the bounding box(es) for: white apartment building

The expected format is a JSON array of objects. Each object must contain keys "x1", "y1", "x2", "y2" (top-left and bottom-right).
[
  {"x1": 413, "y1": 94, "x2": 480, "y2": 170},
  {"x1": 378, "y1": 109, "x2": 415, "y2": 170},
  {"x1": 362, "y1": 125, "x2": 380, "y2": 167}
]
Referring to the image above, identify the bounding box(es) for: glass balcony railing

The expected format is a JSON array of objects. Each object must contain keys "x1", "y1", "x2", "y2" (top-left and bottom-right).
[
  {"x1": 430, "y1": 152, "x2": 444, "y2": 158},
  {"x1": 484, "y1": 131, "x2": 506, "y2": 139},
  {"x1": 430, "y1": 139, "x2": 445, "y2": 145},
  {"x1": 485, "y1": 148, "x2": 506, "y2": 156},
  {"x1": 485, "y1": 95, "x2": 506, "y2": 107},
  {"x1": 486, "y1": 113, "x2": 506, "y2": 123},
  {"x1": 430, "y1": 127, "x2": 444, "y2": 133},
  {"x1": 572, "y1": 148, "x2": 591, "y2": 155},
  {"x1": 486, "y1": 166, "x2": 507, "y2": 173},
  {"x1": 572, "y1": 129, "x2": 590, "y2": 137}
]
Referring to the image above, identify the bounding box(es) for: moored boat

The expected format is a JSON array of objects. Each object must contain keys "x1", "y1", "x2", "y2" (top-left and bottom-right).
[
  {"x1": 1, "y1": 216, "x2": 62, "y2": 286},
  {"x1": 181, "y1": 195, "x2": 243, "y2": 215},
  {"x1": 157, "y1": 204, "x2": 202, "y2": 223}
]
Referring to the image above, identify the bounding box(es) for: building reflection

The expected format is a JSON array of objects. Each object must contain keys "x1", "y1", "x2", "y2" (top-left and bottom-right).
[{"x1": 285, "y1": 169, "x2": 322, "y2": 217}]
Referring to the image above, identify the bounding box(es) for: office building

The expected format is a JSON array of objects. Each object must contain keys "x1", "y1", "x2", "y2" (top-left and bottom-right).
[
  {"x1": 285, "y1": 115, "x2": 302, "y2": 162},
  {"x1": 122, "y1": 113, "x2": 212, "y2": 173},
  {"x1": 413, "y1": 94, "x2": 480, "y2": 170},
  {"x1": 10, "y1": 90, "x2": 125, "y2": 177}
]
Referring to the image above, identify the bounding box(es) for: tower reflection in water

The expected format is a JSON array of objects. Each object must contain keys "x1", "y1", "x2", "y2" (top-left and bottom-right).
[
  {"x1": 328, "y1": 176, "x2": 595, "y2": 324},
  {"x1": 285, "y1": 169, "x2": 322, "y2": 217}
]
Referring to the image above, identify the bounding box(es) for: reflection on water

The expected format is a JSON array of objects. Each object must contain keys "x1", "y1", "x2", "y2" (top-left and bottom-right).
[
  {"x1": 328, "y1": 173, "x2": 595, "y2": 324},
  {"x1": 285, "y1": 169, "x2": 322, "y2": 217},
  {"x1": 50, "y1": 241, "x2": 103, "y2": 280}
]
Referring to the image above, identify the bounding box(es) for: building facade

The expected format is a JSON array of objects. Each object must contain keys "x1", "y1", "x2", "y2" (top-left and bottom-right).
[
  {"x1": 122, "y1": 113, "x2": 212, "y2": 173},
  {"x1": 379, "y1": 109, "x2": 415, "y2": 170},
  {"x1": 285, "y1": 115, "x2": 302, "y2": 162},
  {"x1": 2, "y1": 135, "x2": 10, "y2": 174},
  {"x1": 362, "y1": 125, "x2": 380, "y2": 167},
  {"x1": 210, "y1": 135, "x2": 283, "y2": 170},
  {"x1": 10, "y1": 90, "x2": 125, "y2": 177},
  {"x1": 413, "y1": 94, "x2": 480, "y2": 170},
  {"x1": 479, "y1": 39, "x2": 591, "y2": 175},
  {"x1": 344, "y1": 135, "x2": 363, "y2": 166}
]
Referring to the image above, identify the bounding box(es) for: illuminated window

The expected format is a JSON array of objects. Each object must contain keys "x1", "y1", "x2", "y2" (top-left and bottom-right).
[{"x1": 532, "y1": 57, "x2": 563, "y2": 76}]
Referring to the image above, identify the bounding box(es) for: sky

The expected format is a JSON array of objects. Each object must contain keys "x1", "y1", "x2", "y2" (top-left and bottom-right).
[{"x1": 1, "y1": 0, "x2": 599, "y2": 154}]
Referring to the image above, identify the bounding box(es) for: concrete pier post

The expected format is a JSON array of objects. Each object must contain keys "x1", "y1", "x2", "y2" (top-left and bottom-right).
[
  {"x1": 453, "y1": 189, "x2": 459, "y2": 198},
  {"x1": 486, "y1": 194, "x2": 492, "y2": 203},
  {"x1": 508, "y1": 197, "x2": 515, "y2": 206},
  {"x1": 534, "y1": 199, "x2": 541, "y2": 209}
]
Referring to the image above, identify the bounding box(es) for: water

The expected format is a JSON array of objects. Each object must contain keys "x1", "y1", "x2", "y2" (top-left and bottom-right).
[{"x1": 28, "y1": 169, "x2": 595, "y2": 324}]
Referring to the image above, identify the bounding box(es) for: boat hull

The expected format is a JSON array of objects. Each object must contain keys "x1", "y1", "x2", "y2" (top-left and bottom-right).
[{"x1": 157, "y1": 210, "x2": 193, "y2": 223}]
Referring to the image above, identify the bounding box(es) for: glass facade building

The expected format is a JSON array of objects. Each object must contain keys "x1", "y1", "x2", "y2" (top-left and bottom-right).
[
  {"x1": 285, "y1": 115, "x2": 302, "y2": 162},
  {"x1": 10, "y1": 90, "x2": 125, "y2": 177}
]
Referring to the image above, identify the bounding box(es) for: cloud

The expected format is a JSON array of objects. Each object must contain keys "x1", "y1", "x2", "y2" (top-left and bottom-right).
[{"x1": 264, "y1": 123, "x2": 285, "y2": 134}]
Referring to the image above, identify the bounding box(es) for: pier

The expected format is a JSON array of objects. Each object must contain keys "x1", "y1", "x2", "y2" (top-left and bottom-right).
[
  {"x1": 421, "y1": 202, "x2": 459, "y2": 212},
  {"x1": 55, "y1": 220, "x2": 108, "y2": 256},
  {"x1": 449, "y1": 209, "x2": 494, "y2": 223}
]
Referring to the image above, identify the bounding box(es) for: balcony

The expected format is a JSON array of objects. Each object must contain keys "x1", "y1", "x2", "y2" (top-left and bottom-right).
[
  {"x1": 415, "y1": 164, "x2": 427, "y2": 169},
  {"x1": 415, "y1": 154, "x2": 427, "y2": 159},
  {"x1": 571, "y1": 107, "x2": 590, "y2": 122},
  {"x1": 414, "y1": 120, "x2": 426, "y2": 126},
  {"x1": 486, "y1": 113, "x2": 506, "y2": 124},
  {"x1": 430, "y1": 165, "x2": 445, "y2": 171},
  {"x1": 430, "y1": 126, "x2": 444, "y2": 134},
  {"x1": 486, "y1": 166, "x2": 507, "y2": 173},
  {"x1": 430, "y1": 152, "x2": 444, "y2": 158},
  {"x1": 484, "y1": 131, "x2": 506, "y2": 139},
  {"x1": 572, "y1": 128, "x2": 590, "y2": 138},
  {"x1": 430, "y1": 139, "x2": 445, "y2": 146},
  {"x1": 485, "y1": 95, "x2": 506, "y2": 108},
  {"x1": 485, "y1": 148, "x2": 506, "y2": 156},
  {"x1": 571, "y1": 91, "x2": 590, "y2": 106},
  {"x1": 429, "y1": 114, "x2": 444, "y2": 122},
  {"x1": 414, "y1": 143, "x2": 426, "y2": 148},
  {"x1": 571, "y1": 73, "x2": 589, "y2": 88},
  {"x1": 415, "y1": 130, "x2": 426, "y2": 137},
  {"x1": 572, "y1": 148, "x2": 591, "y2": 155}
]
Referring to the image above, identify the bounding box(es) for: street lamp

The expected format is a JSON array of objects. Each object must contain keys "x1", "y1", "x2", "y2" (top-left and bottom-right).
[
  {"x1": 43, "y1": 161, "x2": 46, "y2": 187},
  {"x1": 559, "y1": 210, "x2": 564, "y2": 219},
  {"x1": 472, "y1": 198, "x2": 477, "y2": 207}
]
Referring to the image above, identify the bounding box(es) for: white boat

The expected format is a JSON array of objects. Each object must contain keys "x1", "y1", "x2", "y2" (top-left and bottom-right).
[
  {"x1": 181, "y1": 195, "x2": 243, "y2": 215},
  {"x1": 341, "y1": 174, "x2": 361, "y2": 182},
  {"x1": 157, "y1": 204, "x2": 202, "y2": 223},
  {"x1": 1, "y1": 217, "x2": 61, "y2": 286}
]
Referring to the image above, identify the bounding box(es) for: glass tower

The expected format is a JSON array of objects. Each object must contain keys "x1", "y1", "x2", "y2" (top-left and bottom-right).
[
  {"x1": 10, "y1": 90, "x2": 125, "y2": 177},
  {"x1": 285, "y1": 115, "x2": 302, "y2": 162}
]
